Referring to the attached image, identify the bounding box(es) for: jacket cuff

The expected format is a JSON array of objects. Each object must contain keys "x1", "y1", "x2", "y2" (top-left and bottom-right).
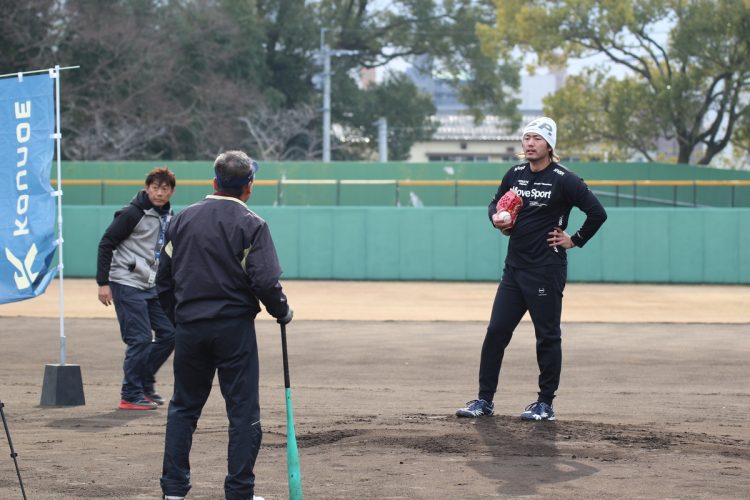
[{"x1": 571, "y1": 232, "x2": 584, "y2": 248}]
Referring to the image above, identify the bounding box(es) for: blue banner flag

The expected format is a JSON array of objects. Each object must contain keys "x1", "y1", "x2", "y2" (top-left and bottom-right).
[{"x1": 0, "y1": 74, "x2": 57, "y2": 304}]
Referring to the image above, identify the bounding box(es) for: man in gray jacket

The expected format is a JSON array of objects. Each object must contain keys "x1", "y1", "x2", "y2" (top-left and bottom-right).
[{"x1": 97, "y1": 167, "x2": 177, "y2": 410}]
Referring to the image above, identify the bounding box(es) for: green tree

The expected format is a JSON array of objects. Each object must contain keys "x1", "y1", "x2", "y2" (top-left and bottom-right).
[
  {"x1": 480, "y1": 0, "x2": 750, "y2": 165},
  {"x1": 732, "y1": 112, "x2": 750, "y2": 163},
  {"x1": 318, "y1": 0, "x2": 522, "y2": 125},
  {"x1": 1, "y1": 0, "x2": 520, "y2": 161},
  {"x1": 366, "y1": 73, "x2": 438, "y2": 161},
  {"x1": 156, "y1": 0, "x2": 272, "y2": 158},
  {"x1": 543, "y1": 69, "x2": 669, "y2": 161},
  {"x1": 342, "y1": 72, "x2": 437, "y2": 161}
]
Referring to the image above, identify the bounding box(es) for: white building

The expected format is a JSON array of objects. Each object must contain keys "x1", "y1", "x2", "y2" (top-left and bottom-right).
[{"x1": 406, "y1": 67, "x2": 564, "y2": 162}]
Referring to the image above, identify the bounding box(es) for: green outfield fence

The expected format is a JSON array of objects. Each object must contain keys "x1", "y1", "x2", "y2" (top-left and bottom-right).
[
  {"x1": 54, "y1": 178, "x2": 750, "y2": 208},
  {"x1": 55, "y1": 161, "x2": 750, "y2": 208},
  {"x1": 65, "y1": 206, "x2": 750, "y2": 284}
]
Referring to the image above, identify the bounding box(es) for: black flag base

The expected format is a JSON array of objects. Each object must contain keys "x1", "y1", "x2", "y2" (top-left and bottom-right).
[{"x1": 40, "y1": 364, "x2": 85, "y2": 406}]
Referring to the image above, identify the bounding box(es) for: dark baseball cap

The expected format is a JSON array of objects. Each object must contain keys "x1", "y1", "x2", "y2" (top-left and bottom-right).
[{"x1": 215, "y1": 159, "x2": 260, "y2": 188}]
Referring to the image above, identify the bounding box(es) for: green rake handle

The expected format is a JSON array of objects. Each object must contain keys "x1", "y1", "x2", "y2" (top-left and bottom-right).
[{"x1": 280, "y1": 323, "x2": 303, "y2": 500}]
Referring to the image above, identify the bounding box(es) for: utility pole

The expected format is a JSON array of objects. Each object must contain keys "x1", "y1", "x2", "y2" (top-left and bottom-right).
[
  {"x1": 319, "y1": 28, "x2": 358, "y2": 163},
  {"x1": 321, "y1": 28, "x2": 331, "y2": 162},
  {"x1": 377, "y1": 117, "x2": 388, "y2": 162}
]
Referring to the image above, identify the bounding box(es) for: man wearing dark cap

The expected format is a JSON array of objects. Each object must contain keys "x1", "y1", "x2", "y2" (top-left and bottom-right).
[{"x1": 158, "y1": 150, "x2": 292, "y2": 500}]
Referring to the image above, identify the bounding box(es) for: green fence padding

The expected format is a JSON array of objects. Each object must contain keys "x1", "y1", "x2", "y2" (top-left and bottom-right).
[
  {"x1": 261, "y1": 209, "x2": 300, "y2": 276},
  {"x1": 636, "y1": 211, "x2": 671, "y2": 282},
  {"x1": 597, "y1": 210, "x2": 637, "y2": 282},
  {"x1": 703, "y1": 210, "x2": 739, "y2": 283},
  {"x1": 58, "y1": 160, "x2": 750, "y2": 206},
  {"x1": 741, "y1": 221, "x2": 750, "y2": 283},
  {"x1": 399, "y1": 210, "x2": 434, "y2": 279},
  {"x1": 364, "y1": 210, "x2": 401, "y2": 279},
  {"x1": 666, "y1": 211, "x2": 699, "y2": 282},
  {"x1": 65, "y1": 206, "x2": 750, "y2": 284}
]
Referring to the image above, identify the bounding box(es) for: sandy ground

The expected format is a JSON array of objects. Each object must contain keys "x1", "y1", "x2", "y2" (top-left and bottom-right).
[
  {"x1": 0, "y1": 280, "x2": 748, "y2": 499},
  {"x1": 2, "y1": 279, "x2": 749, "y2": 323}
]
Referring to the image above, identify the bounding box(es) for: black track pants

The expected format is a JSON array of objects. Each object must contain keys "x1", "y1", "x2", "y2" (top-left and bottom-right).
[
  {"x1": 478, "y1": 264, "x2": 566, "y2": 405},
  {"x1": 161, "y1": 316, "x2": 262, "y2": 500}
]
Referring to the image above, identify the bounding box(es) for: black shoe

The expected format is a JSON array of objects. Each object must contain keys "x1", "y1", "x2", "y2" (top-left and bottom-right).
[
  {"x1": 144, "y1": 392, "x2": 165, "y2": 405},
  {"x1": 456, "y1": 399, "x2": 494, "y2": 417},
  {"x1": 520, "y1": 401, "x2": 555, "y2": 421}
]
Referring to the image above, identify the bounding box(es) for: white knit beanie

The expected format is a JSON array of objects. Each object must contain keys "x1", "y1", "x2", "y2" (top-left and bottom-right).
[{"x1": 522, "y1": 117, "x2": 556, "y2": 150}]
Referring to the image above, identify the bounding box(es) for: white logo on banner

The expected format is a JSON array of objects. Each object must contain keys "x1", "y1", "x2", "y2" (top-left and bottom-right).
[{"x1": 5, "y1": 244, "x2": 39, "y2": 290}]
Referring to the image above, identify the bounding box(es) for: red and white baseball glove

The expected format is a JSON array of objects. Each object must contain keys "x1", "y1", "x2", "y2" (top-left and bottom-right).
[{"x1": 493, "y1": 189, "x2": 523, "y2": 232}]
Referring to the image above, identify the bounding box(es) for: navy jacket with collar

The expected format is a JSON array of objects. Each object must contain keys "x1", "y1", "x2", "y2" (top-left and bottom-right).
[{"x1": 157, "y1": 194, "x2": 289, "y2": 324}]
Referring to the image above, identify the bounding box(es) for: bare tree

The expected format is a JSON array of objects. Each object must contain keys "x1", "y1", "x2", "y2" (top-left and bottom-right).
[
  {"x1": 55, "y1": 1, "x2": 190, "y2": 159},
  {"x1": 63, "y1": 112, "x2": 167, "y2": 160},
  {"x1": 239, "y1": 103, "x2": 321, "y2": 160},
  {"x1": 0, "y1": 0, "x2": 59, "y2": 71},
  {"x1": 2, "y1": 0, "x2": 446, "y2": 161}
]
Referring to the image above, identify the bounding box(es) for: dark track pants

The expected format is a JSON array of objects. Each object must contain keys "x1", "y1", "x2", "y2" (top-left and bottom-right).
[
  {"x1": 110, "y1": 282, "x2": 175, "y2": 402},
  {"x1": 161, "y1": 316, "x2": 262, "y2": 500},
  {"x1": 478, "y1": 264, "x2": 567, "y2": 405}
]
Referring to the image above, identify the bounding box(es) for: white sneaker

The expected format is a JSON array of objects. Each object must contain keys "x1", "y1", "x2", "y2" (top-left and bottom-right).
[{"x1": 254, "y1": 496, "x2": 265, "y2": 500}]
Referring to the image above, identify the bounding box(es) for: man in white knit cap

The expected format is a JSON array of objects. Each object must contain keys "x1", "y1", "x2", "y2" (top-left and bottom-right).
[
  {"x1": 456, "y1": 117, "x2": 608, "y2": 421},
  {"x1": 523, "y1": 116, "x2": 557, "y2": 151}
]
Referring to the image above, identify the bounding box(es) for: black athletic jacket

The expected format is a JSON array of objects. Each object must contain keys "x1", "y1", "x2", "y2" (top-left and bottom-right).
[
  {"x1": 489, "y1": 162, "x2": 607, "y2": 268},
  {"x1": 157, "y1": 194, "x2": 289, "y2": 324}
]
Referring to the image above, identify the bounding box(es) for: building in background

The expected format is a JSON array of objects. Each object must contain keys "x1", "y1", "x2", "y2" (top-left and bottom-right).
[
  {"x1": 405, "y1": 64, "x2": 564, "y2": 162},
  {"x1": 360, "y1": 67, "x2": 377, "y2": 89},
  {"x1": 403, "y1": 62, "x2": 685, "y2": 164}
]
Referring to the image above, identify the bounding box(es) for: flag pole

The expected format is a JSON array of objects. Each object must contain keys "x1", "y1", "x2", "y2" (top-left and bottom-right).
[
  {"x1": 0, "y1": 66, "x2": 80, "y2": 80},
  {"x1": 51, "y1": 65, "x2": 66, "y2": 366},
  {"x1": 39, "y1": 64, "x2": 85, "y2": 406}
]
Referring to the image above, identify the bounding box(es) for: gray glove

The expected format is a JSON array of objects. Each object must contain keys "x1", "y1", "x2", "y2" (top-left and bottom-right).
[{"x1": 277, "y1": 308, "x2": 293, "y2": 325}]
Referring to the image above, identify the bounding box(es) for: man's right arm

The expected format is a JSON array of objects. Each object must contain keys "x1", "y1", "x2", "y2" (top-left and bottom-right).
[
  {"x1": 488, "y1": 169, "x2": 514, "y2": 222},
  {"x1": 244, "y1": 223, "x2": 291, "y2": 322},
  {"x1": 489, "y1": 169, "x2": 517, "y2": 233},
  {"x1": 96, "y1": 206, "x2": 141, "y2": 305},
  {"x1": 156, "y1": 238, "x2": 176, "y2": 325}
]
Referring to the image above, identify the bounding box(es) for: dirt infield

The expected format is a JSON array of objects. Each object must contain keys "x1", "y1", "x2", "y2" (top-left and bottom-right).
[
  {"x1": 2, "y1": 279, "x2": 749, "y2": 323},
  {"x1": 0, "y1": 281, "x2": 749, "y2": 499}
]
